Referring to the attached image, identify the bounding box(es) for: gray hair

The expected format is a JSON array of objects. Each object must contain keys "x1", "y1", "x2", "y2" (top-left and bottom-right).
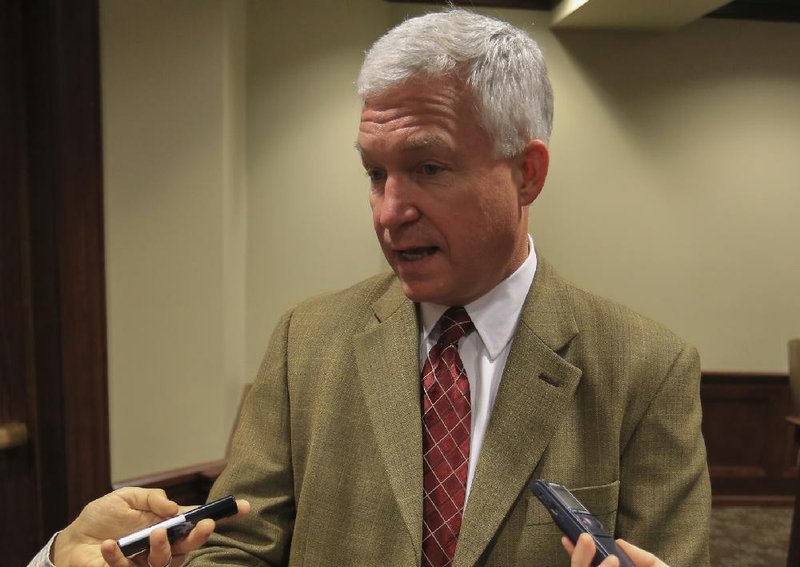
[{"x1": 356, "y1": 9, "x2": 554, "y2": 157}]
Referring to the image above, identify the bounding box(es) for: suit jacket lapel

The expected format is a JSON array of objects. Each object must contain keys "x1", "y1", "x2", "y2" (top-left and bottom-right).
[
  {"x1": 354, "y1": 280, "x2": 424, "y2": 562},
  {"x1": 455, "y1": 259, "x2": 583, "y2": 567}
]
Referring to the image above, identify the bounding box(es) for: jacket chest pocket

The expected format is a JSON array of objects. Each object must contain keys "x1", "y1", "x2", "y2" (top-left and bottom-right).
[
  {"x1": 479, "y1": 480, "x2": 621, "y2": 566},
  {"x1": 525, "y1": 480, "x2": 620, "y2": 532}
]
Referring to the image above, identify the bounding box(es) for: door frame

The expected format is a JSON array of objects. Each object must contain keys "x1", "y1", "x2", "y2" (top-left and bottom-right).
[{"x1": 1, "y1": 0, "x2": 111, "y2": 559}]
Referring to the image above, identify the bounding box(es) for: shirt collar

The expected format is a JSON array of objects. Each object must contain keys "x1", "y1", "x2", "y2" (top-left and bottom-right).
[{"x1": 420, "y1": 235, "x2": 538, "y2": 360}]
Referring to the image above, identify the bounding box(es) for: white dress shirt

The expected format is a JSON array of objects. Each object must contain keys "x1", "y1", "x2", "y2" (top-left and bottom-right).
[
  {"x1": 419, "y1": 235, "x2": 538, "y2": 502},
  {"x1": 27, "y1": 533, "x2": 57, "y2": 567}
]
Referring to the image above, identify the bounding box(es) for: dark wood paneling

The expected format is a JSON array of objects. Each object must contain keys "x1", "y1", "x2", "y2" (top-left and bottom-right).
[
  {"x1": 786, "y1": 417, "x2": 800, "y2": 566},
  {"x1": 23, "y1": 0, "x2": 112, "y2": 533},
  {"x1": 0, "y1": 2, "x2": 41, "y2": 562},
  {"x1": 701, "y1": 372, "x2": 797, "y2": 506},
  {"x1": 34, "y1": 0, "x2": 112, "y2": 524},
  {"x1": 0, "y1": 2, "x2": 110, "y2": 560}
]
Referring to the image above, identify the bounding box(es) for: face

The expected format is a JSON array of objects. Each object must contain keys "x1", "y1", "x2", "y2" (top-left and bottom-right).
[{"x1": 357, "y1": 77, "x2": 547, "y2": 306}]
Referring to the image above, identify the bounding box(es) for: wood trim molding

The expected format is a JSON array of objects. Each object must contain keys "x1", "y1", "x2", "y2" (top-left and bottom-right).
[{"x1": 702, "y1": 371, "x2": 790, "y2": 382}]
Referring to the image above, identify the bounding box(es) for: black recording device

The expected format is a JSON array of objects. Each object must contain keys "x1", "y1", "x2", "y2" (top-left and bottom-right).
[
  {"x1": 116, "y1": 494, "x2": 238, "y2": 557},
  {"x1": 530, "y1": 480, "x2": 634, "y2": 567}
]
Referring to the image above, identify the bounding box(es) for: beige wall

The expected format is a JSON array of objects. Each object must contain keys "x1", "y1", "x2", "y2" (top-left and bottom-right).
[
  {"x1": 101, "y1": 0, "x2": 247, "y2": 480},
  {"x1": 244, "y1": 0, "x2": 388, "y2": 379},
  {"x1": 538, "y1": 16, "x2": 800, "y2": 374},
  {"x1": 101, "y1": 0, "x2": 800, "y2": 480}
]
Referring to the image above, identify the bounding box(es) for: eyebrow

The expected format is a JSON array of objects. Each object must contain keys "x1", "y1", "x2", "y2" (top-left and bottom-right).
[
  {"x1": 354, "y1": 134, "x2": 449, "y2": 156},
  {"x1": 401, "y1": 134, "x2": 448, "y2": 153}
]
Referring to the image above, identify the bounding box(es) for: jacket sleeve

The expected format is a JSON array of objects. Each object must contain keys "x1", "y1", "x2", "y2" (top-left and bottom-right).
[
  {"x1": 186, "y1": 309, "x2": 296, "y2": 566},
  {"x1": 615, "y1": 343, "x2": 711, "y2": 567}
]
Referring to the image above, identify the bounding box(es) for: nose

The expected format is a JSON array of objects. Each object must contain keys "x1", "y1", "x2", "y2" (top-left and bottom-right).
[{"x1": 375, "y1": 175, "x2": 420, "y2": 230}]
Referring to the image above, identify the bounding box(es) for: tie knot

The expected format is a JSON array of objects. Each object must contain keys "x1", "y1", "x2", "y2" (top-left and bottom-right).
[{"x1": 437, "y1": 306, "x2": 474, "y2": 347}]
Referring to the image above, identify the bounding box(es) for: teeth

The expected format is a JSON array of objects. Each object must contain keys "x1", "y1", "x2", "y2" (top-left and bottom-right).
[{"x1": 399, "y1": 247, "x2": 434, "y2": 260}]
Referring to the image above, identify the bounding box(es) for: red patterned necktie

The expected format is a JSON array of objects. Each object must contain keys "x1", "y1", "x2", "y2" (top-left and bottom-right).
[{"x1": 421, "y1": 306, "x2": 475, "y2": 567}]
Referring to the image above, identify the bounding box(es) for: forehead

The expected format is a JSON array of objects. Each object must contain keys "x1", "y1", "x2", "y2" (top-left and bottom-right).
[{"x1": 357, "y1": 78, "x2": 487, "y2": 156}]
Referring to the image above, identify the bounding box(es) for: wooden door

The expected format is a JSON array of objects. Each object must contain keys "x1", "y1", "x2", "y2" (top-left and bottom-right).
[{"x1": 0, "y1": 0, "x2": 111, "y2": 563}]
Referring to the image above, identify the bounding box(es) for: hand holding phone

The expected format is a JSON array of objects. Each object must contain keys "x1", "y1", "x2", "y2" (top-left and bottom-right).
[
  {"x1": 530, "y1": 480, "x2": 634, "y2": 567},
  {"x1": 116, "y1": 494, "x2": 239, "y2": 556}
]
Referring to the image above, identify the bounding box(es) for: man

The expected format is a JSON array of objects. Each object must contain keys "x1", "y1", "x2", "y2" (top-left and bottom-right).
[
  {"x1": 187, "y1": 9, "x2": 710, "y2": 567},
  {"x1": 26, "y1": 487, "x2": 250, "y2": 567}
]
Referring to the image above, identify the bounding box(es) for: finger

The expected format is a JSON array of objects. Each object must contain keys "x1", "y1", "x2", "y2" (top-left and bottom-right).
[
  {"x1": 233, "y1": 499, "x2": 251, "y2": 518},
  {"x1": 575, "y1": 534, "x2": 619, "y2": 567},
  {"x1": 101, "y1": 538, "x2": 133, "y2": 567},
  {"x1": 177, "y1": 498, "x2": 251, "y2": 520},
  {"x1": 171, "y1": 500, "x2": 249, "y2": 555},
  {"x1": 616, "y1": 539, "x2": 663, "y2": 566},
  {"x1": 147, "y1": 528, "x2": 172, "y2": 567},
  {"x1": 561, "y1": 535, "x2": 576, "y2": 555},
  {"x1": 571, "y1": 533, "x2": 597, "y2": 567},
  {"x1": 145, "y1": 489, "x2": 180, "y2": 518},
  {"x1": 171, "y1": 519, "x2": 216, "y2": 555},
  {"x1": 178, "y1": 504, "x2": 199, "y2": 515},
  {"x1": 117, "y1": 487, "x2": 179, "y2": 518}
]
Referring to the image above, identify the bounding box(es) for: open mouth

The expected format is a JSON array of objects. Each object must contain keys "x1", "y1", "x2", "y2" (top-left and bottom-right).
[{"x1": 397, "y1": 247, "x2": 438, "y2": 261}]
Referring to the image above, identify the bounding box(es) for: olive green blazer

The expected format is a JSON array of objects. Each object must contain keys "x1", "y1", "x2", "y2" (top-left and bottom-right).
[{"x1": 186, "y1": 259, "x2": 710, "y2": 567}]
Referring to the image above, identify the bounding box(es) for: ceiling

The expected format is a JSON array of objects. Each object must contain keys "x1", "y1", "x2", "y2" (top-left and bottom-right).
[{"x1": 386, "y1": 0, "x2": 800, "y2": 28}]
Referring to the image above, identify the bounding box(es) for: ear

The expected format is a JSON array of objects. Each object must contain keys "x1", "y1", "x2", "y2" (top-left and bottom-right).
[{"x1": 516, "y1": 139, "x2": 549, "y2": 206}]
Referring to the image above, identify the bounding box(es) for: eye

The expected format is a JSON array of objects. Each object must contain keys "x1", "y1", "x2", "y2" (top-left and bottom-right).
[
  {"x1": 419, "y1": 163, "x2": 443, "y2": 176},
  {"x1": 365, "y1": 168, "x2": 386, "y2": 183}
]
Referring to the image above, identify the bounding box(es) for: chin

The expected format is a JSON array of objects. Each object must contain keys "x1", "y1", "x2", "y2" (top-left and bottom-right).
[
  {"x1": 399, "y1": 281, "x2": 456, "y2": 306},
  {"x1": 399, "y1": 281, "x2": 435, "y2": 304},
  {"x1": 399, "y1": 283, "x2": 426, "y2": 303}
]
